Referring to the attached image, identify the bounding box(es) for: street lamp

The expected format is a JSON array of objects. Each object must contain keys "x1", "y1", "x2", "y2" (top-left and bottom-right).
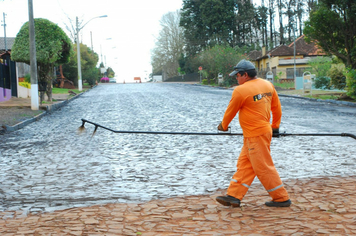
[{"x1": 76, "y1": 15, "x2": 107, "y2": 91}]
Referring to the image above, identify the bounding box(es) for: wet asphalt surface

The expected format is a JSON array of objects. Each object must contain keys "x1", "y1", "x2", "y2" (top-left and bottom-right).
[{"x1": 1, "y1": 83, "x2": 356, "y2": 214}]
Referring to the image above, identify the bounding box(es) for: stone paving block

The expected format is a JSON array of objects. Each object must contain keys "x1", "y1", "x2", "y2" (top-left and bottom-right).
[{"x1": 1, "y1": 171, "x2": 356, "y2": 234}]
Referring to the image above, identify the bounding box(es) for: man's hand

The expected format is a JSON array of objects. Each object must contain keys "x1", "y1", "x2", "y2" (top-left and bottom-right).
[
  {"x1": 218, "y1": 122, "x2": 228, "y2": 131},
  {"x1": 272, "y1": 128, "x2": 280, "y2": 138}
]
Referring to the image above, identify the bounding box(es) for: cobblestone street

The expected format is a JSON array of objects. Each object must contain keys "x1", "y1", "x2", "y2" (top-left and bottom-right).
[{"x1": 0, "y1": 83, "x2": 356, "y2": 234}]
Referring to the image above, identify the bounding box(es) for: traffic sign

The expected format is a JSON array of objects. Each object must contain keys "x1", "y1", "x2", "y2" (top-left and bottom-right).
[{"x1": 199, "y1": 66, "x2": 202, "y2": 71}]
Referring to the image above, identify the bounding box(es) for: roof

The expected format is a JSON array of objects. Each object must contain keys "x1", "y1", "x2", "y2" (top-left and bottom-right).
[
  {"x1": 247, "y1": 50, "x2": 262, "y2": 61},
  {"x1": 288, "y1": 35, "x2": 326, "y2": 56},
  {"x1": 0, "y1": 37, "x2": 16, "y2": 51},
  {"x1": 258, "y1": 44, "x2": 305, "y2": 60},
  {"x1": 254, "y1": 35, "x2": 325, "y2": 61}
]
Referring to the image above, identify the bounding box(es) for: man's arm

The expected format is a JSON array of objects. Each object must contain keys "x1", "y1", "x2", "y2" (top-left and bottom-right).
[
  {"x1": 219, "y1": 89, "x2": 242, "y2": 131},
  {"x1": 271, "y1": 88, "x2": 282, "y2": 129}
]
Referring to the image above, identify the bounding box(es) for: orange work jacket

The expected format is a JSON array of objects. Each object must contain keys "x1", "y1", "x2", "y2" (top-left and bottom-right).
[{"x1": 221, "y1": 78, "x2": 282, "y2": 137}]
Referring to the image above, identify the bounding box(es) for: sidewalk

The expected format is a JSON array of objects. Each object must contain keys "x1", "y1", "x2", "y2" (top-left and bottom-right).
[
  {"x1": 0, "y1": 93, "x2": 71, "y2": 107},
  {"x1": 0, "y1": 93, "x2": 80, "y2": 133},
  {"x1": 1, "y1": 176, "x2": 355, "y2": 235}
]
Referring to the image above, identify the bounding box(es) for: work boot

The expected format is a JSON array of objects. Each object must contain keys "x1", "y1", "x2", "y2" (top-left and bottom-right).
[
  {"x1": 216, "y1": 195, "x2": 241, "y2": 207},
  {"x1": 265, "y1": 199, "x2": 292, "y2": 207}
]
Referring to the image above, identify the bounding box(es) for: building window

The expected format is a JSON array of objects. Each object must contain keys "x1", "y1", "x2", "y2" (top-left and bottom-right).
[
  {"x1": 286, "y1": 67, "x2": 308, "y2": 78},
  {"x1": 286, "y1": 68, "x2": 294, "y2": 79}
]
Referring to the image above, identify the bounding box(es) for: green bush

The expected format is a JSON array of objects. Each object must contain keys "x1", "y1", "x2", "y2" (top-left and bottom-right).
[
  {"x1": 85, "y1": 67, "x2": 100, "y2": 86},
  {"x1": 189, "y1": 45, "x2": 247, "y2": 86},
  {"x1": 202, "y1": 79, "x2": 208, "y2": 85},
  {"x1": 328, "y1": 65, "x2": 346, "y2": 90},
  {"x1": 344, "y1": 68, "x2": 356, "y2": 99},
  {"x1": 24, "y1": 73, "x2": 31, "y2": 83},
  {"x1": 314, "y1": 76, "x2": 331, "y2": 89},
  {"x1": 307, "y1": 57, "x2": 332, "y2": 77},
  {"x1": 224, "y1": 76, "x2": 238, "y2": 87},
  {"x1": 19, "y1": 82, "x2": 31, "y2": 88}
]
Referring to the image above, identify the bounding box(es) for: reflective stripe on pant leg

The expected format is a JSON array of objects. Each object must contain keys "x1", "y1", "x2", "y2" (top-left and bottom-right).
[
  {"x1": 267, "y1": 184, "x2": 284, "y2": 193},
  {"x1": 231, "y1": 178, "x2": 250, "y2": 189}
]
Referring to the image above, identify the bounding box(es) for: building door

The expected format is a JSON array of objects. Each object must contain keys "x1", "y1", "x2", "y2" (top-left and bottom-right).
[{"x1": 3, "y1": 54, "x2": 17, "y2": 97}]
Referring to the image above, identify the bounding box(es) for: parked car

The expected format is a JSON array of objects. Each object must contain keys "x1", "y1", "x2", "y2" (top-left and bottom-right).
[{"x1": 109, "y1": 78, "x2": 116, "y2": 83}]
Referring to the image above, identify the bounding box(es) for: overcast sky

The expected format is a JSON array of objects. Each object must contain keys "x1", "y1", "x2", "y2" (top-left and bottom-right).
[{"x1": 1, "y1": 0, "x2": 184, "y2": 82}]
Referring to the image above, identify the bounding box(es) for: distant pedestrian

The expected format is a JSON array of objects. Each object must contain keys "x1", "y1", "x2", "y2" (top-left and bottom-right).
[{"x1": 216, "y1": 59, "x2": 291, "y2": 207}]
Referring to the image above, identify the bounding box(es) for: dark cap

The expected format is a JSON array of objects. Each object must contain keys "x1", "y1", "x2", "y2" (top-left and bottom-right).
[{"x1": 229, "y1": 59, "x2": 256, "y2": 76}]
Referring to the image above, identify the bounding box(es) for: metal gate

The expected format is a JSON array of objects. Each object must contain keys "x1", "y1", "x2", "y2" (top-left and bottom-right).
[{"x1": 0, "y1": 53, "x2": 17, "y2": 101}]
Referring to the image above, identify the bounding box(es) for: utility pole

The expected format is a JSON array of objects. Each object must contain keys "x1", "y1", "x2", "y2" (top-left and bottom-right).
[
  {"x1": 100, "y1": 44, "x2": 103, "y2": 65},
  {"x1": 28, "y1": 0, "x2": 39, "y2": 110},
  {"x1": 2, "y1": 12, "x2": 6, "y2": 51},
  {"x1": 76, "y1": 16, "x2": 83, "y2": 91},
  {"x1": 293, "y1": 0, "x2": 298, "y2": 89}
]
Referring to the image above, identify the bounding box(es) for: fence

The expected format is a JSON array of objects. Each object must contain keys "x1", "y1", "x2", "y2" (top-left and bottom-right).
[{"x1": 258, "y1": 67, "x2": 311, "y2": 84}]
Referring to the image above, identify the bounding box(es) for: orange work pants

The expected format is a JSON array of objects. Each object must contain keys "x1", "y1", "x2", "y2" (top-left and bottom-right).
[{"x1": 227, "y1": 132, "x2": 289, "y2": 202}]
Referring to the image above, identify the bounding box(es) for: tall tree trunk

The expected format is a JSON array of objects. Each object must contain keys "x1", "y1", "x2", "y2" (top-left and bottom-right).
[
  {"x1": 265, "y1": 24, "x2": 268, "y2": 49},
  {"x1": 297, "y1": 0, "x2": 303, "y2": 36},
  {"x1": 261, "y1": 0, "x2": 267, "y2": 49},
  {"x1": 286, "y1": 0, "x2": 295, "y2": 42},
  {"x1": 38, "y1": 63, "x2": 54, "y2": 102},
  {"x1": 269, "y1": 0, "x2": 275, "y2": 49},
  {"x1": 278, "y1": 0, "x2": 284, "y2": 44}
]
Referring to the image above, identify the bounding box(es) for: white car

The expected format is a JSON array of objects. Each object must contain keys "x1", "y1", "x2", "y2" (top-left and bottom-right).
[{"x1": 109, "y1": 78, "x2": 116, "y2": 83}]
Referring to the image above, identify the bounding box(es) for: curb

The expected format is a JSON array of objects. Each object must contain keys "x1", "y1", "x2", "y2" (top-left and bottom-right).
[
  {"x1": 195, "y1": 83, "x2": 356, "y2": 107},
  {"x1": 278, "y1": 94, "x2": 356, "y2": 107},
  {"x1": 3, "y1": 90, "x2": 88, "y2": 134}
]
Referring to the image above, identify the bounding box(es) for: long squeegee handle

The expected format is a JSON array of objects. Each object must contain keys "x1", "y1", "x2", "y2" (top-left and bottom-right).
[
  {"x1": 81, "y1": 119, "x2": 356, "y2": 140},
  {"x1": 280, "y1": 132, "x2": 356, "y2": 140},
  {"x1": 81, "y1": 119, "x2": 242, "y2": 136}
]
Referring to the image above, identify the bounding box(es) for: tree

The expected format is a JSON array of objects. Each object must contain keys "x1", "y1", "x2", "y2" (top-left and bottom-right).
[
  {"x1": 308, "y1": 56, "x2": 332, "y2": 77},
  {"x1": 328, "y1": 64, "x2": 346, "y2": 90},
  {"x1": 306, "y1": 0, "x2": 318, "y2": 13},
  {"x1": 296, "y1": 0, "x2": 304, "y2": 36},
  {"x1": 200, "y1": 0, "x2": 236, "y2": 46},
  {"x1": 277, "y1": 0, "x2": 285, "y2": 44},
  {"x1": 151, "y1": 10, "x2": 184, "y2": 78},
  {"x1": 235, "y1": 0, "x2": 256, "y2": 47},
  {"x1": 11, "y1": 18, "x2": 72, "y2": 101},
  {"x1": 191, "y1": 45, "x2": 247, "y2": 85},
  {"x1": 304, "y1": 0, "x2": 356, "y2": 69},
  {"x1": 62, "y1": 43, "x2": 99, "y2": 86},
  {"x1": 267, "y1": 0, "x2": 276, "y2": 48},
  {"x1": 285, "y1": 0, "x2": 297, "y2": 42},
  {"x1": 180, "y1": 0, "x2": 236, "y2": 55},
  {"x1": 106, "y1": 67, "x2": 115, "y2": 78},
  {"x1": 256, "y1": 5, "x2": 268, "y2": 48}
]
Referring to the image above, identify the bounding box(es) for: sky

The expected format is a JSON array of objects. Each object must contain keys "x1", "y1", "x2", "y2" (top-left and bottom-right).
[{"x1": 1, "y1": 0, "x2": 184, "y2": 82}]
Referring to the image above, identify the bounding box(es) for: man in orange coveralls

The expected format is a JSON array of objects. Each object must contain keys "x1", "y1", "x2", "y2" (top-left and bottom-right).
[{"x1": 216, "y1": 59, "x2": 291, "y2": 207}]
